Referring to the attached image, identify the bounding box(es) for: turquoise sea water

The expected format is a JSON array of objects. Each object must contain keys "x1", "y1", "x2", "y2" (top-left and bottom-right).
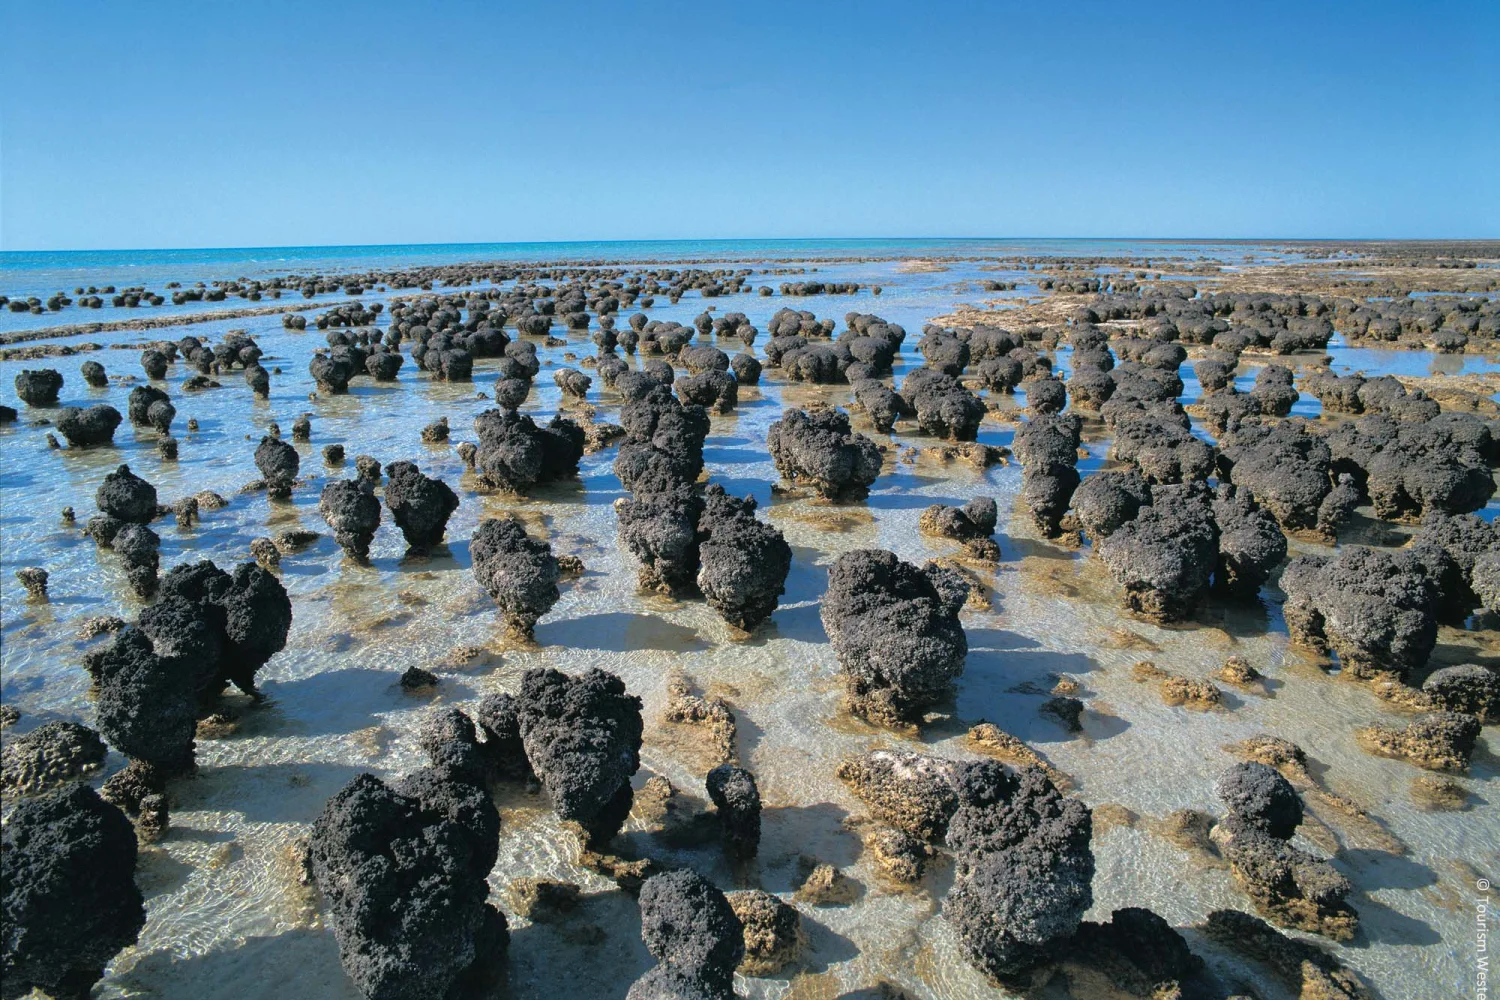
[{"x1": 0, "y1": 237, "x2": 1299, "y2": 298}]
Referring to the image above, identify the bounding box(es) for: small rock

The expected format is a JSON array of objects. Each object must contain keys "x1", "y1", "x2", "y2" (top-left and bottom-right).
[
  {"x1": 506, "y1": 878, "x2": 583, "y2": 923},
  {"x1": 1217, "y1": 655, "x2": 1261, "y2": 687},
  {"x1": 866, "y1": 827, "x2": 933, "y2": 884},
  {"x1": 1041, "y1": 696, "x2": 1084, "y2": 732},
  {"x1": 16, "y1": 567, "x2": 48, "y2": 600},
  {"x1": 794, "y1": 861, "x2": 857, "y2": 906},
  {"x1": 76, "y1": 615, "x2": 126, "y2": 640},
  {"x1": 136, "y1": 793, "x2": 169, "y2": 842},
  {"x1": 274, "y1": 529, "x2": 320, "y2": 551},
  {"x1": 1411, "y1": 775, "x2": 1469, "y2": 811},
  {"x1": 727, "y1": 890, "x2": 804, "y2": 976},
  {"x1": 400, "y1": 666, "x2": 439, "y2": 690},
  {"x1": 250, "y1": 537, "x2": 280, "y2": 569}
]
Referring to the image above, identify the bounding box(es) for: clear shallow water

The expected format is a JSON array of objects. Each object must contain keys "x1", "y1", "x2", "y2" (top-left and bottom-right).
[{"x1": 0, "y1": 245, "x2": 1496, "y2": 1000}]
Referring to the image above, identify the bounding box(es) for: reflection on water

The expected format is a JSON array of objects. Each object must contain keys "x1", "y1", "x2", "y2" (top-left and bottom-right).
[{"x1": 0, "y1": 249, "x2": 1496, "y2": 1000}]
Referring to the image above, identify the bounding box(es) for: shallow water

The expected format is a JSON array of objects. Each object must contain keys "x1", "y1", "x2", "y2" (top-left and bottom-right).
[{"x1": 1, "y1": 245, "x2": 1497, "y2": 1000}]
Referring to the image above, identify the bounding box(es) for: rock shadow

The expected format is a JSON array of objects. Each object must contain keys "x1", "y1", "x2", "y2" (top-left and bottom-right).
[
  {"x1": 534, "y1": 612, "x2": 709, "y2": 653},
  {"x1": 115, "y1": 928, "x2": 360, "y2": 1000}
]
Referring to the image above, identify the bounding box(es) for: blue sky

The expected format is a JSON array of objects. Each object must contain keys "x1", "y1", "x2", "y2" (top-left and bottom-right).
[{"x1": 2, "y1": 0, "x2": 1497, "y2": 249}]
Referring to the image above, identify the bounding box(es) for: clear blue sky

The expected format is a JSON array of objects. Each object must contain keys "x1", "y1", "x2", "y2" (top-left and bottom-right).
[{"x1": 2, "y1": 0, "x2": 1497, "y2": 249}]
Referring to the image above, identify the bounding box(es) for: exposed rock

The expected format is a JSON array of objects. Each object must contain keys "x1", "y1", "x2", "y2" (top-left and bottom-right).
[
  {"x1": 944, "y1": 763, "x2": 1095, "y2": 982},
  {"x1": 696, "y1": 485, "x2": 791, "y2": 630},
  {"x1": 628, "y1": 869, "x2": 743, "y2": 1000},
  {"x1": 474, "y1": 408, "x2": 585, "y2": 493},
  {"x1": 617, "y1": 485, "x2": 703, "y2": 595},
  {"x1": 318, "y1": 480, "x2": 381, "y2": 562},
  {"x1": 865, "y1": 826, "x2": 935, "y2": 884},
  {"x1": 309, "y1": 769, "x2": 506, "y2": 1000},
  {"x1": 14, "y1": 369, "x2": 63, "y2": 406},
  {"x1": 0, "y1": 784, "x2": 146, "y2": 1000},
  {"x1": 903, "y1": 367, "x2": 986, "y2": 440},
  {"x1": 250, "y1": 537, "x2": 280, "y2": 569},
  {"x1": 95, "y1": 464, "x2": 157, "y2": 524},
  {"x1": 1070, "y1": 470, "x2": 1152, "y2": 541},
  {"x1": 1215, "y1": 825, "x2": 1357, "y2": 941},
  {"x1": 1217, "y1": 762, "x2": 1303, "y2": 840},
  {"x1": 400, "y1": 666, "x2": 439, "y2": 691},
  {"x1": 727, "y1": 890, "x2": 803, "y2": 976},
  {"x1": 767, "y1": 407, "x2": 882, "y2": 498},
  {"x1": 1096, "y1": 484, "x2": 1219, "y2": 622},
  {"x1": 383, "y1": 461, "x2": 459, "y2": 553},
  {"x1": 470, "y1": 516, "x2": 560, "y2": 637},
  {"x1": 1216, "y1": 655, "x2": 1261, "y2": 688},
  {"x1": 821, "y1": 550, "x2": 968, "y2": 725},
  {"x1": 965, "y1": 723, "x2": 1072, "y2": 790},
  {"x1": 516, "y1": 667, "x2": 643, "y2": 845},
  {"x1": 56, "y1": 404, "x2": 123, "y2": 447},
  {"x1": 254, "y1": 436, "x2": 300, "y2": 498},
  {"x1": 613, "y1": 386, "x2": 710, "y2": 494},
  {"x1": 1281, "y1": 546, "x2": 1440, "y2": 680}
]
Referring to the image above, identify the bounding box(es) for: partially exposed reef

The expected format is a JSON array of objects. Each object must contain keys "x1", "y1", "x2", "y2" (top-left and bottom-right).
[{"x1": 821, "y1": 550, "x2": 968, "y2": 725}]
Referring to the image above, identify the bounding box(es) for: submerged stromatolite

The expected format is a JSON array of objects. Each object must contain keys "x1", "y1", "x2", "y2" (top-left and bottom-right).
[{"x1": 0, "y1": 721, "x2": 107, "y2": 798}]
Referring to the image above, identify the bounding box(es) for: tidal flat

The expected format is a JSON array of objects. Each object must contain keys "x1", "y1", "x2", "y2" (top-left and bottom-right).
[{"x1": 1, "y1": 238, "x2": 1497, "y2": 1000}]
